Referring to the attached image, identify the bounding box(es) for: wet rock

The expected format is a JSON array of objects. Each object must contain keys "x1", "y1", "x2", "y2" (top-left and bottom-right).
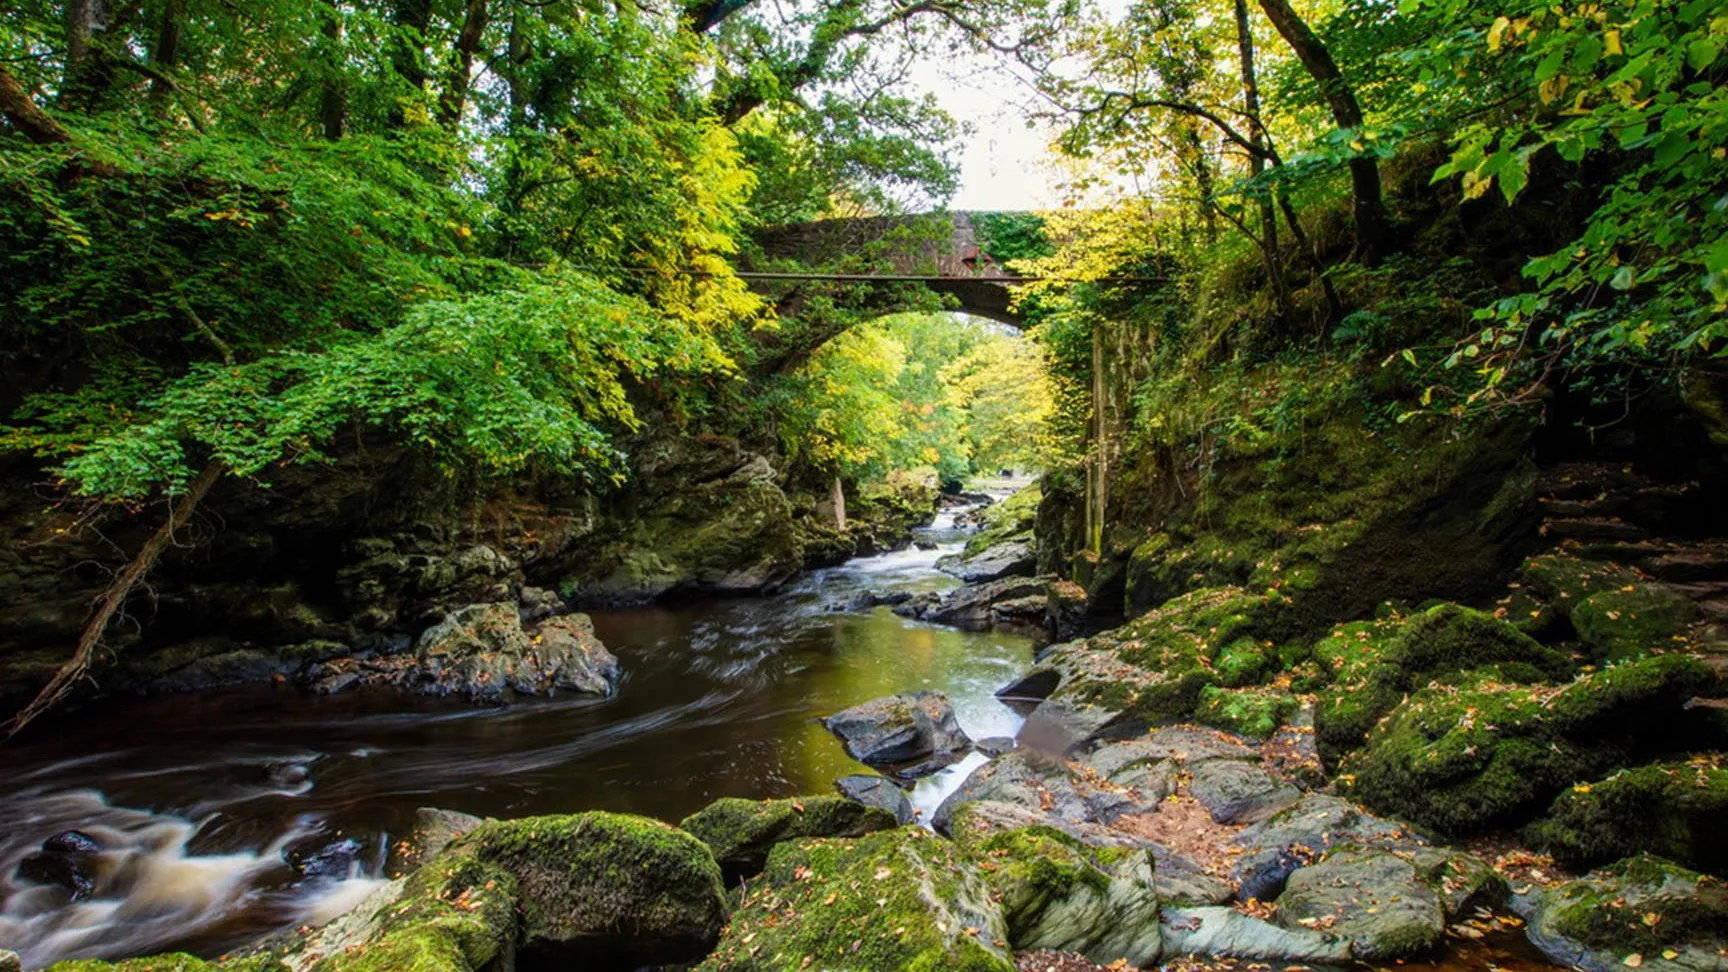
[
  {"x1": 830, "y1": 589, "x2": 911, "y2": 612},
  {"x1": 1087, "y1": 726, "x2": 1259, "y2": 773},
  {"x1": 286, "y1": 836, "x2": 366, "y2": 879},
  {"x1": 914, "y1": 540, "x2": 939, "y2": 551},
  {"x1": 517, "y1": 585, "x2": 562, "y2": 622},
  {"x1": 401, "y1": 602, "x2": 619, "y2": 702},
  {"x1": 833, "y1": 774, "x2": 914, "y2": 824},
  {"x1": 1187, "y1": 759, "x2": 1300, "y2": 825},
  {"x1": 42, "y1": 830, "x2": 101, "y2": 854},
  {"x1": 385, "y1": 807, "x2": 486, "y2": 877},
  {"x1": 1229, "y1": 795, "x2": 1422, "y2": 902},
  {"x1": 996, "y1": 668, "x2": 1061, "y2": 709},
  {"x1": 696, "y1": 828, "x2": 1012, "y2": 972},
  {"x1": 1160, "y1": 906, "x2": 1351, "y2": 965},
  {"x1": 1275, "y1": 847, "x2": 1446, "y2": 961},
  {"x1": 891, "y1": 591, "x2": 942, "y2": 619},
  {"x1": 16, "y1": 849, "x2": 98, "y2": 900},
  {"x1": 921, "y1": 576, "x2": 1048, "y2": 630},
  {"x1": 1514, "y1": 854, "x2": 1728, "y2": 972},
  {"x1": 969, "y1": 827, "x2": 1162, "y2": 966},
  {"x1": 976, "y1": 735, "x2": 1017, "y2": 757},
  {"x1": 0, "y1": 949, "x2": 18, "y2": 972},
  {"x1": 313, "y1": 671, "x2": 360, "y2": 695},
  {"x1": 466, "y1": 813, "x2": 726, "y2": 970},
  {"x1": 1047, "y1": 578, "x2": 1089, "y2": 641},
  {"x1": 938, "y1": 539, "x2": 1037, "y2": 583},
  {"x1": 823, "y1": 691, "x2": 971, "y2": 769},
  {"x1": 931, "y1": 750, "x2": 1095, "y2": 834},
  {"x1": 679, "y1": 795, "x2": 899, "y2": 884}
]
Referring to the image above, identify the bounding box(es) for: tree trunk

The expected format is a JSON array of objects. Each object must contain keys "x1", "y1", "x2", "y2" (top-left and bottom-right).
[
  {"x1": 1234, "y1": 0, "x2": 1293, "y2": 320},
  {"x1": 61, "y1": 0, "x2": 108, "y2": 109},
  {"x1": 0, "y1": 66, "x2": 73, "y2": 144},
  {"x1": 320, "y1": 0, "x2": 345, "y2": 139},
  {"x1": 831, "y1": 476, "x2": 847, "y2": 531},
  {"x1": 388, "y1": 0, "x2": 433, "y2": 126},
  {"x1": 1254, "y1": 0, "x2": 1389, "y2": 264},
  {"x1": 148, "y1": 0, "x2": 181, "y2": 106},
  {"x1": 5, "y1": 462, "x2": 223, "y2": 737},
  {"x1": 438, "y1": 0, "x2": 489, "y2": 127}
]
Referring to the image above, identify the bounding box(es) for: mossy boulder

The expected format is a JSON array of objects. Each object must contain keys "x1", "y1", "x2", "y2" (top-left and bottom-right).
[
  {"x1": 451, "y1": 812, "x2": 725, "y2": 970},
  {"x1": 1021, "y1": 587, "x2": 1285, "y2": 747},
  {"x1": 822, "y1": 691, "x2": 972, "y2": 770},
  {"x1": 1516, "y1": 854, "x2": 1728, "y2": 972},
  {"x1": 1312, "y1": 604, "x2": 1574, "y2": 765},
  {"x1": 1521, "y1": 553, "x2": 1703, "y2": 661},
  {"x1": 1528, "y1": 758, "x2": 1728, "y2": 875},
  {"x1": 1275, "y1": 848, "x2": 1447, "y2": 961},
  {"x1": 1340, "y1": 656, "x2": 1718, "y2": 836},
  {"x1": 1194, "y1": 685, "x2": 1298, "y2": 740},
  {"x1": 402, "y1": 603, "x2": 619, "y2": 702},
  {"x1": 963, "y1": 485, "x2": 1040, "y2": 558},
  {"x1": 696, "y1": 828, "x2": 1013, "y2": 972},
  {"x1": 967, "y1": 826, "x2": 1161, "y2": 966},
  {"x1": 679, "y1": 795, "x2": 900, "y2": 884}
]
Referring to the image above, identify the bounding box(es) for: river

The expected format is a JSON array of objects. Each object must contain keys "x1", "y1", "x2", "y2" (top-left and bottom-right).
[{"x1": 0, "y1": 505, "x2": 1035, "y2": 969}]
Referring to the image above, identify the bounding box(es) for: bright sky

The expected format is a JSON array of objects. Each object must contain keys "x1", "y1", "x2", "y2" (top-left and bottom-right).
[{"x1": 902, "y1": 53, "x2": 1066, "y2": 212}]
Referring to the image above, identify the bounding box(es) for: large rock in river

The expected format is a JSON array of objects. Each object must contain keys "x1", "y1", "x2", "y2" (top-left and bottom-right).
[
  {"x1": 937, "y1": 539, "x2": 1036, "y2": 583},
  {"x1": 823, "y1": 691, "x2": 971, "y2": 772},
  {"x1": 1514, "y1": 854, "x2": 1728, "y2": 972},
  {"x1": 398, "y1": 602, "x2": 619, "y2": 702}
]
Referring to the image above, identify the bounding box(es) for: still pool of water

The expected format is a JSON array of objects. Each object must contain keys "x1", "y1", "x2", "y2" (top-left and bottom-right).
[{"x1": 0, "y1": 508, "x2": 1035, "y2": 968}]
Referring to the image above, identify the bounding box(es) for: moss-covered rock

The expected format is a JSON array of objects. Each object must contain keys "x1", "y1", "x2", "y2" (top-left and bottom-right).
[
  {"x1": 453, "y1": 812, "x2": 725, "y2": 970},
  {"x1": 679, "y1": 795, "x2": 900, "y2": 884},
  {"x1": 1312, "y1": 604, "x2": 1574, "y2": 764},
  {"x1": 1520, "y1": 553, "x2": 1703, "y2": 661},
  {"x1": 1340, "y1": 656, "x2": 1718, "y2": 836},
  {"x1": 1516, "y1": 854, "x2": 1728, "y2": 971},
  {"x1": 1528, "y1": 758, "x2": 1728, "y2": 875},
  {"x1": 47, "y1": 958, "x2": 273, "y2": 972},
  {"x1": 1022, "y1": 587, "x2": 1286, "y2": 746},
  {"x1": 696, "y1": 828, "x2": 1013, "y2": 972},
  {"x1": 1275, "y1": 848, "x2": 1447, "y2": 961},
  {"x1": 968, "y1": 826, "x2": 1161, "y2": 966},
  {"x1": 963, "y1": 485, "x2": 1041, "y2": 558},
  {"x1": 1194, "y1": 684, "x2": 1298, "y2": 740}
]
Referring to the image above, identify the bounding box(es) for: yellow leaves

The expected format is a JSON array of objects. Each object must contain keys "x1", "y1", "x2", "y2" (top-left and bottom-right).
[
  {"x1": 1604, "y1": 28, "x2": 1623, "y2": 56},
  {"x1": 1573, "y1": 783, "x2": 1593, "y2": 794},
  {"x1": 1623, "y1": 953, "x2": 1642, "y2": 967},
  {"x1": 1539, "y1": 74, "x2": 1571, "y2": 105},
  {"x1": 1489, "y1": 16, "x2": 1513, "y2": 52},
  {"x1": 1461, "y1": 170, "x2": 1494, "y2": 201}
]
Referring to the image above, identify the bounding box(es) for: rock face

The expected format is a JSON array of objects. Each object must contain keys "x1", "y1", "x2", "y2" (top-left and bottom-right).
[
  {"x1": 384, "y1": 806, "x2": 487, "y2": 877},
  {"x1": 833, "y1": 774, "x2": 915, "y2": 824},
  {"x1": 562, "y1": 435, "x2": 805, "y2": 603},
  {"x1": 938, "y1": 539, "x2": 1037, "y2": 583},
  {"x1": 679, "y1": 795, "x2": 899, "y2": 884},
  {"x1": 960, "y1": 826, "x2": 1162, "y2": 966},
  {"x1": 696, "y1": 828, "x2": 1014, "y2": 972},
  {"x1": 1160, "y1": 906, "x2": 1351, "y2": 965},
  {"x1": 1515, "y1": 854, "x2": 1728, "y2": 972},
  {"x1": 393, "y1": 602, "x2": 619, "y2": 702},
  {"x1": 1275, "y1": 848, "x2": 1449, "y2": 960},
  {"x1": 1229, "y1": 794, "x2": 1423, "y2": 902},
  {"x1": 893, "y1": 576, "x2": 1048, "y2": 631},
  {"x1": 823, "y1": 691, "x2": 972, "y2": 774}
]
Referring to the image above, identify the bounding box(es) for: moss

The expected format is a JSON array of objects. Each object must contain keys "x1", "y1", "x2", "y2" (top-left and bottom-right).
[
  {"x1": 1520, "y1": 553, "x2": 1702, "y2": 661},
  {"x1": 963, "y1": 485, "x2": 1041, "y2": 557},
  {"x1": 1541, "y1": 854, "x2": 1728, "y2": 956},
  {"x1": 1528, "y1": 758, "x2": 1728, "y2": 874},
  {"x1": 1214, "y1": 639, "x2": 1270, "y2": 687},
  {"x1": 1544, "y1": 654, "x2": 1719, "y2": 734},
  {"x1": 1312, "y1": 604, "x2": 1575, "y2": 766},
  {"x1": 1195, "y1": 684, "x2": 1298, "y2": 740},
  {"x1": 678, "y1": 795, "x2": 899, "y2": 883},
  {"x1": 453, "y1": 812, "x2": 724, "y2": 966},
  {"x1": 1338, "y1": 671, "x2": 1604, "y2": 835},
  {"x1": 47, "y1": 958, "x2": 274, "y2": 972},
  {"x1": 696, "y1": 829, "x2": 1013, "y2": 972}
]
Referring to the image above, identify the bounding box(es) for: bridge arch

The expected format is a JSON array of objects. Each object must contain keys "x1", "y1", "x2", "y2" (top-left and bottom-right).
[{"x1": 746, "y1": 211, "x2": 1026, "y2": 327}]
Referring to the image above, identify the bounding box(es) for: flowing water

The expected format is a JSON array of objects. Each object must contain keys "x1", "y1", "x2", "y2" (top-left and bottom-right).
[{"x1": 0, "y1": 506, "x2": 1035, "y2": 969}]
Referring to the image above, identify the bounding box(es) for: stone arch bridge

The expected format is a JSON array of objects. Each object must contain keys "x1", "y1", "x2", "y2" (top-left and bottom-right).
[{"x1": 746, "y1": 211, "x2": 1031, "y2": 328}]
